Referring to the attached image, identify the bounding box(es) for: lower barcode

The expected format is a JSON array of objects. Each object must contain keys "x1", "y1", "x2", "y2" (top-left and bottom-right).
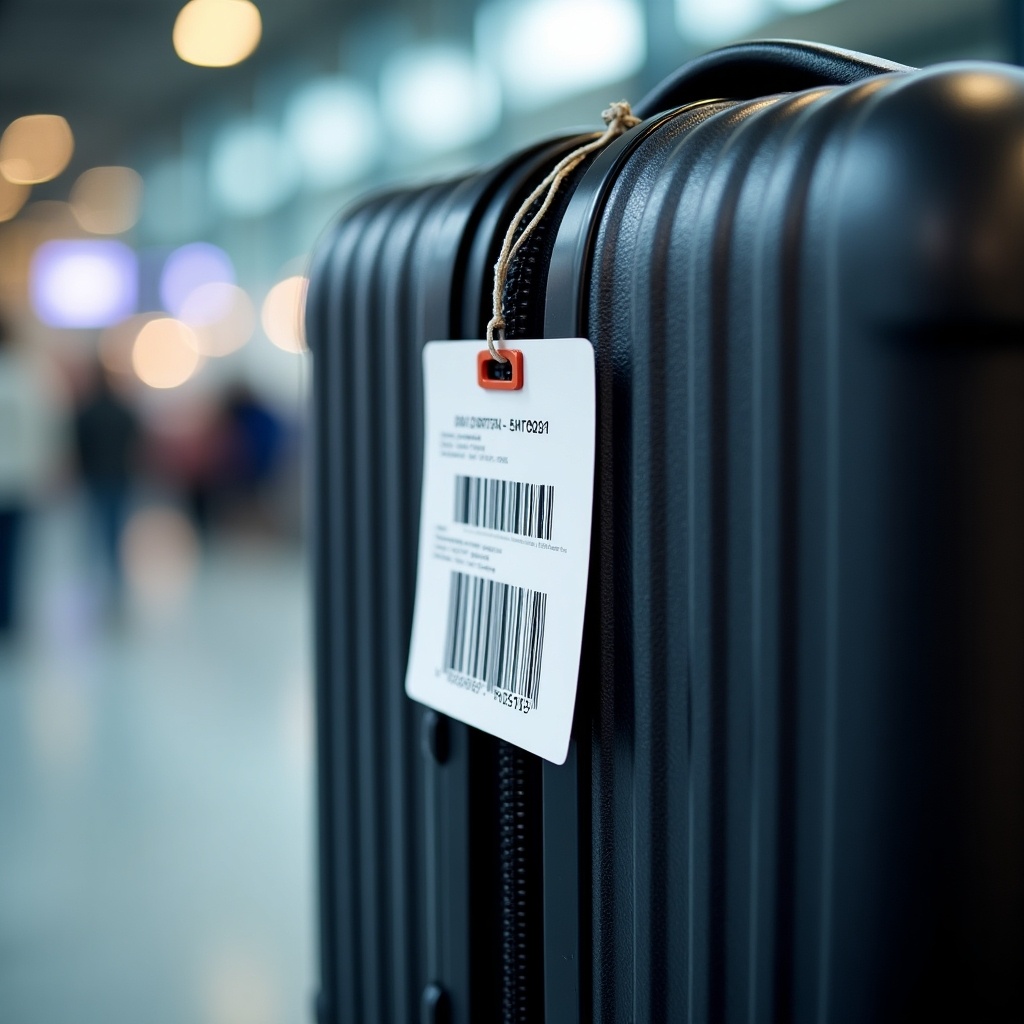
[{"x1": 443, "y1": 570, "x2": 547, "y2": 708}]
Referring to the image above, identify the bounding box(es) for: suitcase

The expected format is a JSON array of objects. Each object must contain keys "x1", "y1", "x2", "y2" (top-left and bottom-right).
[{"x1": 307, "y1": 40, "x2": 1024, "y2": 1023}]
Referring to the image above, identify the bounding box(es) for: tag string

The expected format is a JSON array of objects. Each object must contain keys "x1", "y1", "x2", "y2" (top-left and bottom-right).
[{"x1": 485, "y1": 100, "x2": 641, "y2": 361}]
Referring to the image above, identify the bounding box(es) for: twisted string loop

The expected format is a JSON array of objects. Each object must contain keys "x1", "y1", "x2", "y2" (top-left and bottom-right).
[{"x1": 485, "y1": 100, "x2": 640, "y2": 361}]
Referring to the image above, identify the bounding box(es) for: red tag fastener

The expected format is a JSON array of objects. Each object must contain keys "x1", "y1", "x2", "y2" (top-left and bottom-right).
[{"x1": 478, "y1": 349, "x2": 524, "y2": 390}]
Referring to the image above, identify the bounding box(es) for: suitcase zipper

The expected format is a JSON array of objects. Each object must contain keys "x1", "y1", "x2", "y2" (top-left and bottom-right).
[
  {"x1": 497, "y1": 189, "x2": 555, "y2": 342},
  {"x1": 495, "y1": 135, "x2": 596, "y2": 342},
  {"x1": 497, "y1": 740, "x2": 539, "y2": 1024},
  {"x1": 489, "y1": 149, "x2": 594, "y2": 1024}
]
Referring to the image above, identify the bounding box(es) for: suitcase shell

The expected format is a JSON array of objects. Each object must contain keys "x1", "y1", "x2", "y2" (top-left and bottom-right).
[{"x1": 308, "y1": 40, "x2": 1024, "y2": 1023}]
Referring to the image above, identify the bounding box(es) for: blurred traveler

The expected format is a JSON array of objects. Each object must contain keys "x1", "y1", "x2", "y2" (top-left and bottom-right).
[
  {"x1": 74, "y1": 363, "x2": 140, "y2": 606},
  {"x1": 183, "y1": 382, "x2": 288, "y2": 536},
  {"x1": 0, "y1": 314, "x2": 60, "y2": 637},
  {"x1": 146, "y1": 396, "x2": 231, "y2": 537},
  {"x1": 224, "y1": 382, "x2": 284, "y2": 492}
]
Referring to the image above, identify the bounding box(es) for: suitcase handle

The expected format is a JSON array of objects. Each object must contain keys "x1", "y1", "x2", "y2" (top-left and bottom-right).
[{"x1": 635, "y1": 39, "x2": 913, "y2": 118}]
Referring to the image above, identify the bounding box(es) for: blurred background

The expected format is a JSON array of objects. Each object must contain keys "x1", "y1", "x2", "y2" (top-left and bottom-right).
[{"x1": 0, "y1": 1, "x2": 1020, "y2": 1022}]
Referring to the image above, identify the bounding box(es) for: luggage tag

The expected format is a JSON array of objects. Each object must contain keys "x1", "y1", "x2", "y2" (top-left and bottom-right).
[
  {"x1": 406, "y1": 101, "x2": 638, "y2": 762},
  {"x1": 405, "y1": 339, "x2": 595, "y2": 764}
]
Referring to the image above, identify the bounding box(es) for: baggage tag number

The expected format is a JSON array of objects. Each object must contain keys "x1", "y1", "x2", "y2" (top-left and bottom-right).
[{"x1": 405, "y1": 339, "x2": 596, "y2": 764}]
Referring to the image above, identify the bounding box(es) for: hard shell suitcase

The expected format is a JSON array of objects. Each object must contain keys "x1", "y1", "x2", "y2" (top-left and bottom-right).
[{"x1": 308, "y1": 40, "x2": 1024, "y2": 1023}]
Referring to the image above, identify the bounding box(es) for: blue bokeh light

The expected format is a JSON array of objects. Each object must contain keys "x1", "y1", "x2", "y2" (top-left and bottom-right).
[
  {"x1": 30, "y1": 239, "x2": 138, "y2": 329},
  {"x1": 159, "y1": 241, "x2": 235, "y2": 318}
]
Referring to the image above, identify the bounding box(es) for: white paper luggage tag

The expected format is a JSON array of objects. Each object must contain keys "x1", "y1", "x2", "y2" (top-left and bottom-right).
[{"x1": 405, "y1": 338, "x2": 595, "y2": 764}]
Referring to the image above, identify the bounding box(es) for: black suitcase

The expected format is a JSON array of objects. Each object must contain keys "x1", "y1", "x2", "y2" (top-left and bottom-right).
[{"x1": 307, "y1": 40, "x2": 1024, "y2": 1023}]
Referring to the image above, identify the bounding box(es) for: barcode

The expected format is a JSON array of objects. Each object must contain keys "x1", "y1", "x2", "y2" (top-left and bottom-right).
[
  {"x1": 443, "y1": 571, "x2": 547, "y2": 707},
  {"x1": 454, "y1": 474, "x2": 554, "y2": 540}
]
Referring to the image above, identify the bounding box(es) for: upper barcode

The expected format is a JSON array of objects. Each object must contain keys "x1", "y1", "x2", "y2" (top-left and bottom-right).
[{"x1": 454, "y1": 474, "x2": 554, "y2": 540}]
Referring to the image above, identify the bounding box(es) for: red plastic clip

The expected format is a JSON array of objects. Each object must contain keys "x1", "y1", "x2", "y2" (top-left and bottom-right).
[{"x1": 477, "y1": 349, "x2": 524, "y2": 390}]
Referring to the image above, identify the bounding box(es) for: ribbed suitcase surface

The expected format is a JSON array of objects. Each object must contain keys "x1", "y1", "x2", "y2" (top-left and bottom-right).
[{"x1": 308, "y1": 41, "x2": 1024, "y2": 1023}]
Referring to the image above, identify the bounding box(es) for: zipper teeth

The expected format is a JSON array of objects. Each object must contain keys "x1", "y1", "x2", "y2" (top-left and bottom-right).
[
  {"x1": 501, "y1": 207, "x2": 546, "y2": 340},
  {"x1": 498, "y1": 740, "x2": 532, "y2": 1024},
  {"x1": 500, "y1": 148, "x2": 589, "y2": 340},
  {"x1": 496, "y1": 196, "x2": 549, "y2": 1024}
]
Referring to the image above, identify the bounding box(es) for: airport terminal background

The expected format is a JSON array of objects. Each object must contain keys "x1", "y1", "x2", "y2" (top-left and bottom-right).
[{"x1": 0, "y1": 1, "x2": 1019, "y2": 1022}]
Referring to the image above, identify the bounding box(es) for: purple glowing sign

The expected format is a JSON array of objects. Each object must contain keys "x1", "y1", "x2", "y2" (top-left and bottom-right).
[
  {"x1": 31, "y1": 240, "x2": 138, "y2": 329},
  {"x1": 159, "y1": 242, "x2": 235, "y2": 318}
]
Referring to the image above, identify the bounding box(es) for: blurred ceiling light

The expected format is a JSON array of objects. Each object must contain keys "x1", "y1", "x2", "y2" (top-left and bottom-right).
[
  {"x1": 180, "y1": 281, "x2": 255, "y2": 356},
  {"x1": 0, "y1": 114, "x2": 74, "y2": 184},
  {"x1": 131, "y1": 317, "x2": 202, "y2": 389},
  {"x1": 142, "y1": 156, "x2": 208, "y2": 241},
  {"x1": 775, "y1": 0, "x2": 842, "y2": 10},
  {"x1": 379, "y1": 43, "x2": 501, "y2": 154},
  {"x1": 475, "y1": 0, "x2": 645, "y2": 110},
  {"x1": 160, "y1": 241, "x2": 234, "y2": 317},
  {"x1": 284, "y1": 77, "x2": 381, "y2": 190},
  {"x1": 173, "y1": 0, "x2": 262, "y2": 68},
  {"x1": 31, "y1": 239, "x2": 137, "y2": 328},
  {"x1": 70, "y1": 166, "x2": 143, "y2": 235},
  {"x1": 261, "y1": 276, "x2": 307, "y2": 353},
  {"x1": 0, "y1": 175, "x2": 28, "y2": 222},
  {"x1": 676, "y1": 0, "x2": 769, "y2": 42},
  {"x1": 209, "y1": 120, "x2": 299, "y2": 217}
]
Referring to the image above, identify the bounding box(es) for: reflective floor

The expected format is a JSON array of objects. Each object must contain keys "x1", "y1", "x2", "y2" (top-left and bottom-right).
[{"x1": 0, "y1": 502, "x2": 315, "y2": 1024}]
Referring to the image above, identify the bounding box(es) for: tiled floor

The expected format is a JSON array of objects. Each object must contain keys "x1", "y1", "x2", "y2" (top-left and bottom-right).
[{"x1": 0, "y1": 504, "x2": 315, "y2": 1024}]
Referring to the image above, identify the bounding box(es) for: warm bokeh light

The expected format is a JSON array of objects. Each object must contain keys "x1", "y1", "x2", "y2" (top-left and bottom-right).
[
  {"x1": 121, "y1": 506, "x2": 201, "y2": 609},
  {"x1": 70, "y1": 166, "x2": 143, "y2": 234},
  {"x1": 21, "y1": 199, "x2": 80, "y2": 236},
  {"x1": 261, "y1": 276, "x2": 307, "y2": 353},
  {"x1": 180, "y1": 281, "x2": 256, "y2": 356},
  {"x1": 100, "y1": 313, "x2": 160, "y2": 376},
  {"x1": 0, "y1": 114, "x2": 74, "y2": 184},
  {"x1": 131, "y1": 317, "x2": 202, "y2": 389},
  {"x1": 0, "y1": 176, "x2": 29, "y2": 222},
  {"x1": 0, "y1": 222, "x2": 33, "y2": 300},
  {"x1": 31, "y1": 239, "x2": 138, "y2": 328},
  {"x1": 1, "y1": 202, "x2": 84, "y2": 301},
  {"x1": 0, "y1": 203, "x2": 81, "y2": 302},
  {"x1": 173, "y1": 0, "x2": 262, "y2": 68}
]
